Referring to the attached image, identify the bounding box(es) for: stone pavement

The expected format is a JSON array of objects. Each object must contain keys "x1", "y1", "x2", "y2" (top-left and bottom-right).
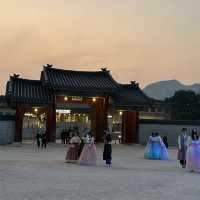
[{"x1": 0, "y1": 143, "x2": 199, "y2": 200}]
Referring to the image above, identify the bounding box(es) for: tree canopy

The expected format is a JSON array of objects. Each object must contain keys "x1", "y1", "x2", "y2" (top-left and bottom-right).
[{"x1": 165, "y1": 90, "x2": 200, "y2": 120}]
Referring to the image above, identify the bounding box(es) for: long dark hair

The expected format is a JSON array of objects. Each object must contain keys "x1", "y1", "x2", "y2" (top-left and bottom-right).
[
  {"x1": 155, "y1": 132, "x2": 159, "y2": 137},
  {"x1": 191, "y1": 130, "x2": 199, "y2": 140},
  {"x1": 88, "y1": 131, "x2": 93, "y2": 137}
]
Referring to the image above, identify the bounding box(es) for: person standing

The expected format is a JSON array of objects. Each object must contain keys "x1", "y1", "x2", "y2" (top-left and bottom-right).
[
  {"x1": 36, "y1": 128, "x2": 41, "y2": 151},
  {"x1": 103, "y1": 131, "x2": 112, "y2": 167},
  {"x1": 41, "y1": 133, "x2": 47, "y2": 149},
  {"x1": 78, "y1": 132, "x2": 97, "y2": 166},
  {"x1": 178, "y1": 128, "x2": 189, "y2": 168},
  {"x1": 66, "y1": 133, "x2": 81, "y2": 163},
  {"x1": 186, "y1": 130, "x2": 200, "y2": 172},
  {"x1": 144, "y1": 132, "x2": 169, "y2": 160},
  {"x1": 61, "y1": 130, "x2": 65, "y2": 144}
]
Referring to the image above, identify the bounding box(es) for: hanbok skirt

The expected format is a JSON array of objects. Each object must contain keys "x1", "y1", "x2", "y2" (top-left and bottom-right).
[
  {"x1": 78, "y1": 143, "x2": 97, "y2": 166},
  {"x1": 103, "y1": 144, "x2": 112, "y2": 165},
  {"x1": 186, "y1": 143, "x2": 200, "y2": 172},
  {"x1": 144, "y1": 141, "x2": 169, "y2": 160},
  {"x1": 66, "y1": 143, "x2": 80, "y2": 163}
]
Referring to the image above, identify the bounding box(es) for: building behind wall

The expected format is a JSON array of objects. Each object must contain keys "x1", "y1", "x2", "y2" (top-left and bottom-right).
[{"x1": 139, "y1": 99, "x2": 172, "y2": 120}]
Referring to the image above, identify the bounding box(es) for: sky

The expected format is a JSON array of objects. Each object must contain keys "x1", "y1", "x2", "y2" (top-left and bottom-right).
[{"x1": 0, "y1": 0, "x2": 200, "y2": 94}]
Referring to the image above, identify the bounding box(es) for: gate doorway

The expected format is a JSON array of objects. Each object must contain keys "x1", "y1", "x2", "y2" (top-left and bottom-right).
[
  {"x1": 56, "y1": 108, "x2": 91, "y2": 143},
  {"x1": 22, "y1": 110, "x2": 46, "y2": 143}
]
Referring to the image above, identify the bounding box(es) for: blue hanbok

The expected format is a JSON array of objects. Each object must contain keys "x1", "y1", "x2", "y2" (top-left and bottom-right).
[{"x1": 144, "y1": 136, "x2": 169, "y2": 160}]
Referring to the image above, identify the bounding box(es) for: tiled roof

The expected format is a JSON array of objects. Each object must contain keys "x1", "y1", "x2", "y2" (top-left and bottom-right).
[
  {"x1": 41, "y1": 66, "x2": 120, "y2": 95},
  {"x1": 6, "y1": 76, "x2": 53, "y2": 104},
  {"x1": 113, "y1": 83, "x2": 151, "y2": 108},
  {"x1": 4, "y1": 66, "x2": 152, "y2": 107}
]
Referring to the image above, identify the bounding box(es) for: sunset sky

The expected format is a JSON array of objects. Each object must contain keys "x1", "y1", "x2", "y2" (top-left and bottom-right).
[{"x1": 0, "y1": 0, "x2": 200, "y2": 94}]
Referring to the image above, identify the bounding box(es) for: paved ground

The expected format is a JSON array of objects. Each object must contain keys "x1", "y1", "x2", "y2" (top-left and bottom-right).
[{"x1": 0, "y1": 143, "x2": 199, "y2": 200}]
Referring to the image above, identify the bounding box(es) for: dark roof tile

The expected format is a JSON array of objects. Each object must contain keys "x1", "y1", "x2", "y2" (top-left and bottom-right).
[
  {"x1": 41, "y1": 66, "x2": 120, "y2": 94},
  {"x1": 6, "y1": 77, "x2": 53, "y2": 104},
  {"x1": 113, "y1": 83, "x2": 151, "y2": 107},
  {"x1": 4, "y1": 66, "x2": 152, "y2": 107}
]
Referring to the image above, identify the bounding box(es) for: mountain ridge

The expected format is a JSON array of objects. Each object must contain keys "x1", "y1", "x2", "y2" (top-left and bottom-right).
[{"x1": 143, "y1": 80, "x2": 200, "y2": 100}]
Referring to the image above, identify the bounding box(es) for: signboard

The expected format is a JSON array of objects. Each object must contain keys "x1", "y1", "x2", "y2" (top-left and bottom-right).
[{"x1": 56, "y1": 109, "x2": 71, "y2": 114}]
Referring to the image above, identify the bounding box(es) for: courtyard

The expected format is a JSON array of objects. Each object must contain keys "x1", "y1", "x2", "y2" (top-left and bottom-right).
[{"x1": 0, "y1": 143, "x2": 199, "y2": 200}]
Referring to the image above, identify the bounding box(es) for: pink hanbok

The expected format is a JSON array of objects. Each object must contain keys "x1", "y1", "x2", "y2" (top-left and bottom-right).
[
  {"x1": 66, "y1": 136, "x2": 81, "y2": 163},
  {"x1": 78, "y1": 135, "x2": 97, "y2": 166},
  {"x1": 186, "y1": 138, "x2": 200, "y2": 172}
]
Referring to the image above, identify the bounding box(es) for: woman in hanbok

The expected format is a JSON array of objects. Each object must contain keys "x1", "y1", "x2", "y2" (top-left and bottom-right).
[
  {"x1": 144, "y1": 132, "x2": 169, "y2": 160},
  {"x1": 78, "y1": 132, "x2": 97, "y2": 166},
  {"x1": 66, "y1": 133, "x2": 81, "y2": 163},
  {"x1": 103, "y1": 131, "x2": 112, "y2": 167},
  {"x1": 186, "y1": 131, "x2": 200, "y2": 172}
]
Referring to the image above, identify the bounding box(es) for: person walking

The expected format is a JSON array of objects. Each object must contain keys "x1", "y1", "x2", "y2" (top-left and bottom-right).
[{"x1": 103, "y1": 131, "x2": 112, "y2": 167}]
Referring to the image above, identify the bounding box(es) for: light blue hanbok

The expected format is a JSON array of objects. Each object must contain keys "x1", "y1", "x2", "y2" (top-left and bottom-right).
[{"x1": 144, "y1": 136, "x2": 169, "y2": 160}]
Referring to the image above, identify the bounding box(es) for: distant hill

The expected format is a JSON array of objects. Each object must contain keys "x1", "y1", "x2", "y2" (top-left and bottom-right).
[{"x1": 143, "y1": 80, "x2": 200, "y2": 100}]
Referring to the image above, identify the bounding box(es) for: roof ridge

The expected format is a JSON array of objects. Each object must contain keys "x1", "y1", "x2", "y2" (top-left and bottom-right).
[
  {"x1": 44, "y1": 66, "x2": 107, "y2": 74},
  {"x1": 11, "y1": 77, "x2": 42, "y2": 83}
]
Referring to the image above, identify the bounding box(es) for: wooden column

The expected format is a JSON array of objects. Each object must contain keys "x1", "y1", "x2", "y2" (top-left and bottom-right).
[
  {"x1": 46, "y1": 104, "x2": 56, "y2": 142},
  {"x1": 122, "y1": 111, "x2": 139, "y2": 143},
  {"x1": 15, "y1": 104, "x2": 24, "y2": 142},
  {"x1": 102, "y1": 96, "x2": 109, "y2": 132},
  {"x1": 91, "y1": 97, "x2": 108, "y2": 143}
]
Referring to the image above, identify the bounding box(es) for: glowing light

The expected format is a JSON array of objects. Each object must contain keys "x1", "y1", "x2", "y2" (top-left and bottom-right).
[
  {"x1": 56, "y1": 109, "x2": 71, "y2": 114},
  {"x1": 64, "y1": 96, "x2": 68, "y2": 101},
  {"x1": 34, "y1": 108, "x2": 38, "y2": 112},
  {"x1": 107, "y1": 115, "x2": 112, "y2": 118},
  {"x1": 24, "y1": 113, "x2": 34, "y2": 117},
  {"x1": 118, "y1": 135, "x2": 122, "y2": 139},
  {"x1": 119, "y1": 111, "x2": 123, "y2": 116},
  {"x1": 92, "y1": 97, "x2": 96, "y2": 102}
]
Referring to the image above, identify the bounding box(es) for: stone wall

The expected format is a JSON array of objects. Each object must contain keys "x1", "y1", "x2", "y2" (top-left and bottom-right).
[
  {"x1": 0, "y1": 117, "x2": 15, "y2": 145},
  {"x1": 139, "y1": 120, "x2": 200, "y2": 146}
]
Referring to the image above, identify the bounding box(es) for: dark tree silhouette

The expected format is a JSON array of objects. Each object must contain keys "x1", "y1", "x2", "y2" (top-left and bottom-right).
[{"x1": 165, "y1": 90, "x2": 200, "y2": 120}]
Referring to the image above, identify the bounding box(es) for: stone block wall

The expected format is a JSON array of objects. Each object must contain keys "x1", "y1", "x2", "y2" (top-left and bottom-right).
[
  {"x1": 0, "y1": 119, "x2": 15, "y2": 145},
  {"x1": 139, "y1": 120, "x2": 200, "y2": 146}
]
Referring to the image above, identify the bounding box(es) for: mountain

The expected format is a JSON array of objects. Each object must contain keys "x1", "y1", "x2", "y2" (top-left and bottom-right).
[{"x1": 143, "y1": 80, "x2": 200, "y2": 100}]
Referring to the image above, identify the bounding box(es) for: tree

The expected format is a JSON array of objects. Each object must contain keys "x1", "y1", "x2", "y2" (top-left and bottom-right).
[{"x1": 165, "y1": 90, "x2": 200, "y2": 120}]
